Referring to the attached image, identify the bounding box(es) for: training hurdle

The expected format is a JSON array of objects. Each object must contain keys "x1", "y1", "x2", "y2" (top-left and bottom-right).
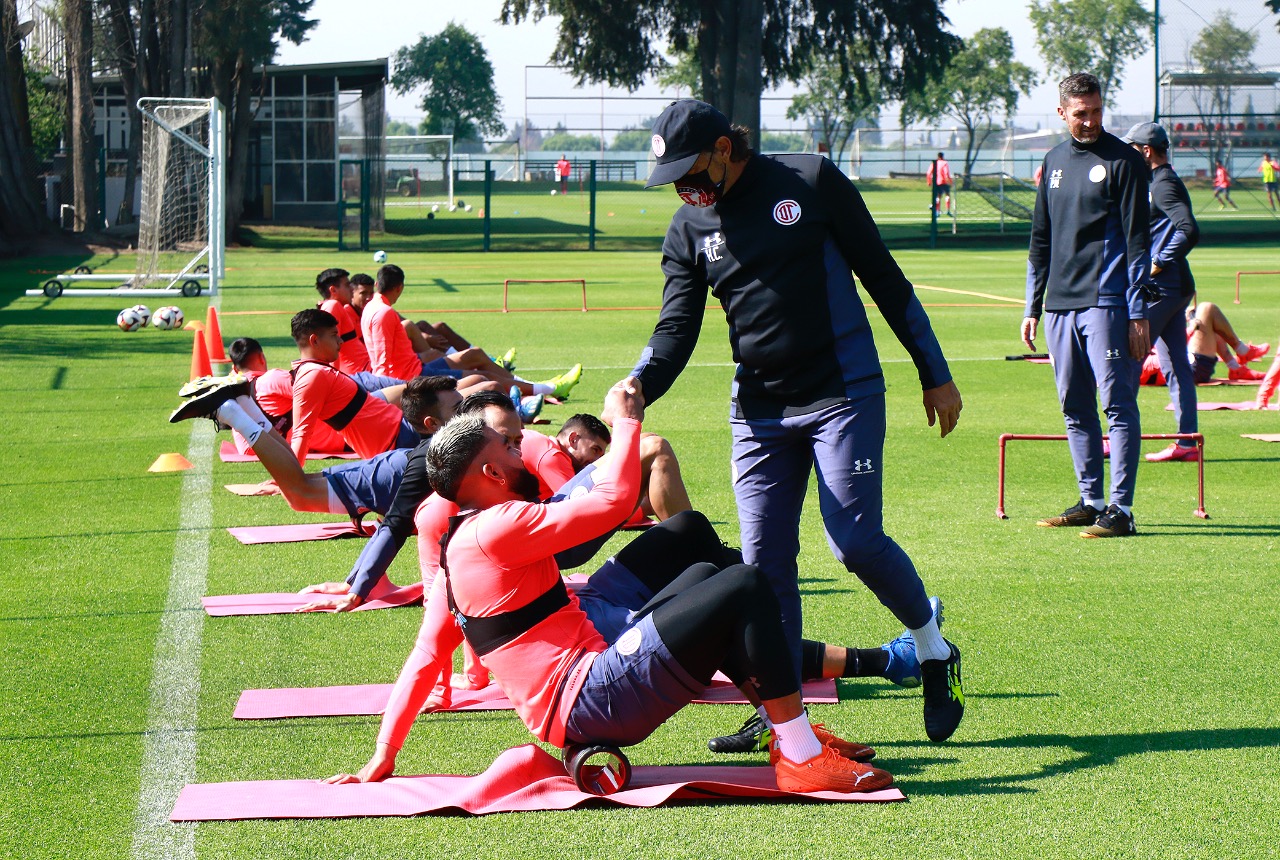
[
  {"x1": 1234, "y1": 271, "x2": 1280, "y2": 304},
  {"x1": 996, "y1": 433, "x2": 1207, "y2": 520},
  {"x1": 502, "y1": 278, "x2": 588, "y2": 312}
]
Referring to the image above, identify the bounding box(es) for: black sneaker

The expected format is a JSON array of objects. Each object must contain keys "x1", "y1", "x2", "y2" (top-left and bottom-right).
[
  {"x1": 1080, "y1": 504, "x2": 1136, "y2": 538},
  {"x1": 707, "y1": 713, "x2": 772, "y2": 753},
  {"x1": 169, "y1": 379, "x2": 250, "y2": 423},
  {"x1": 921, "y1": 640, "x2": 964, "y2": 742},
  {"x1": 1037, "y1": 499, "x2": 1104, "y2": 528}
]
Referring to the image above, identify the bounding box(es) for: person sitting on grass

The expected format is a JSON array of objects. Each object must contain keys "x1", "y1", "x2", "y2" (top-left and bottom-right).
[
  {"x1": 325, "y1": 386, "x2": 895, "y2": 793},
  {"x1": 1140, "y1": 301, "x2": 1268, "y2": 388}
]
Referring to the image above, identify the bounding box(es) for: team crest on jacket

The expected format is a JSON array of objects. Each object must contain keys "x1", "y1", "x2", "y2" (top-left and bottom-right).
[
  {"x1": 773, "y1": 199, "x2": 801, "y2": 224},
  {"x1": 1089, "y1": 165, "x2": 1106, "y2": 183}
]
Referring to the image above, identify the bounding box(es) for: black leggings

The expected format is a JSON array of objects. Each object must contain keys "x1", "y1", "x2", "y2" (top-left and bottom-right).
[
  {"x1": 637, "y1": 561, "x2": 799, "y2": 702},
  {"x1": 614, "y1": 510, "x2": 742, "y2": 595}
]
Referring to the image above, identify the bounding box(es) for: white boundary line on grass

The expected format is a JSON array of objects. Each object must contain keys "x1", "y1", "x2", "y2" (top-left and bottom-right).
[{"x1": 128, "y1": 307, "x2": 219, "y2": 859}]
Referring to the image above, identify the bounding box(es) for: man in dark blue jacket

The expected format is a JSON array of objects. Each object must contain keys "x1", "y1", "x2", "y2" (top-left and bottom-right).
[
  {"x1": 606, "y1": 99, "x2": 965, "y2": 744},
  {"x1": 1022, "y1": 73, "x2": 1151, "y2": 538},
  {"x1": 1122, "y1": 121, "x2": 1201, "y2": 463}
]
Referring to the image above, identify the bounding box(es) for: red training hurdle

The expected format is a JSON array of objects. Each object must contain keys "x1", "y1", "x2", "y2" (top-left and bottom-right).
[{"x1": 1233, "y1": 271, "x2": 1280, "y2": 304}]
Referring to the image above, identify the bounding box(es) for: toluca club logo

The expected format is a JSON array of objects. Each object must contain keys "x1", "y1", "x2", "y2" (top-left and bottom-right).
[
  {"x1": 677, "y1": 183, "x2": 716, "y2": 208},
  {"x1": 773, "y1": 199, "x2": 801, "y2": 224}
]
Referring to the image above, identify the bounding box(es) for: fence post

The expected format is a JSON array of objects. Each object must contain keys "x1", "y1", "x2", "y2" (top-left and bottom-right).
[
  {"x1": 360, "y1": 158, "x2": 370, "y2": 252},
  {"x1": 483, "y1": 160, "x2": 492, "y2": 253},
  {"x1": 588, "y1": 160, "x2": 597, "y2": 252},
  {"x1": 929, "y1": 156, "x2": 938, "y2": 250},
  {"x1": 98, "y1": 147, "x2": 107, "y2": 229}
]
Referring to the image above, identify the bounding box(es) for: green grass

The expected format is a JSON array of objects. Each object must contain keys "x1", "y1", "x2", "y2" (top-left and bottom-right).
[{"x1": 2, "y1": 203, "x2": 1279, "y2": 859}]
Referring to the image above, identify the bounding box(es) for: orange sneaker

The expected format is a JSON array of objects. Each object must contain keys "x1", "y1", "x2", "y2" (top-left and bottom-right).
[
  {"x1": 1240, "y1": 343, "x2": 1270, "y2": 364},
  {"x1": 773, "y1": 745, "x2": 894, "y2": 793},
  {"x1": 769, "y1": 723, "x2": 875, "y2": 764},
  {"x1": 1229, "y1": 365, "x2": 1265, "y2": 381}
]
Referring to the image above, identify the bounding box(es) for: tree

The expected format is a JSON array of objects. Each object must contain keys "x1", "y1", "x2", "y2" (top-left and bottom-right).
[
  {"x1": 611, "y1": 123, "x2": 657, "y2": 151},
  {"x1": 1028, "y1": 0, "x2": 1153, "y2": 107},
  {"x1": 786, "y1": 43, "x2": 882, "y2": 168},
  {"x1": 0, "y1": 0, "x2": 48, "y2": 245},
  {"x1": 385, "y1": 119, "x2": 418, "y2": 137},
  {"x1": 540, "y1": 131, "x2": 602, "y2": 152},
  {"x1": 902, "y1": 28, "x2": 1038, "y2": 183},
  {"x1": 64, "y1": 0, "x2": 98, "y2": 232},
  {"x1": 500, "y1": 0, "x2": 959, "y2": 149},
  {"x1": 392, "y1": 23, "x2": 504, "y2": 141},
  {"x1": 1187, "y1": 12, "x2": 1257, "y2": 168}
]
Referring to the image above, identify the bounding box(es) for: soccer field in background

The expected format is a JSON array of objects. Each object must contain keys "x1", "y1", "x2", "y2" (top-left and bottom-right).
[{"x1": 2, "y1": 212, "x2": 1279, "y2": 858}]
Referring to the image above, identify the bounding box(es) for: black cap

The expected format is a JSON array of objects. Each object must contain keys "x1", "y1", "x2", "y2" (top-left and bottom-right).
[
  {"x1": 645, "y1": 99, "x2": 732, "y2": 188},
  {"x1": 1121, "y1": 121, "x2": 1169, "y2": 149}
]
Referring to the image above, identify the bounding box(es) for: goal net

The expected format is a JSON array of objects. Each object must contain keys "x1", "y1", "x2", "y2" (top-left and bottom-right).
[
  {"x1": 384, "y1": 135, "x2": 454, "y2": 209},
  {"x1": 135, "y1": 97, "x2": 226, "y2": 295}
]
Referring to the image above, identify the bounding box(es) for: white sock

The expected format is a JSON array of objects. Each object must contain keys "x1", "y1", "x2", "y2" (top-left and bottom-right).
[
  {"x1": 773, "y1": 712, "x2": 823, "y2": 764},
  {"x1": 1083, "y1": 498, "x2": 1105, "y2": 511},
  {"x1": 1227, "y1": 355, "x2": 1241, "y2": 369},
  {"x1": 234, "y1": 395, "x2": 272, "y2": 432},
  {"x1": 1234, "y1": 341, "x2": 1248, "y2": 357},
  {"x1": 910, "y1": 616, "x2": 950, "y2": 663},
  {"x1": 1116, "y1": 504, "x2": 1132, "y2": 517},
  {"x1": 216, "y1": 400, "x2": 263, "y2": 446},
  {"x1": 530, "y1": 382, "x2": 554, "y2": 395},
  {"x1": 756, "y1": 704, "x2": 773, "y2": 729}
]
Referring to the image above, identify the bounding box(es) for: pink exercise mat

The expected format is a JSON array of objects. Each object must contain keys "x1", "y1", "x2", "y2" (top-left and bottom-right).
[
  {"x1": 232, "y1": 676, "x2": 838, "y2": 720},
  {"x1": 202, "y1": 583, "x2": 424, "y2": 617},
  {"x1": 1242, "y1": 433, "x2": 1280, "y2": 442},
  {"x1": 1164, "y1": 401, "x2": 1277, "y2": 411},
  {"x1": 219, "y1": 440, "x2": 358, "y2": 462},
  {"x1": 226, "y1": 521, "x2": 376, "y2": 544},
  {"x1": 169, "y1": 743, "x2": 903, "y2": 820}
]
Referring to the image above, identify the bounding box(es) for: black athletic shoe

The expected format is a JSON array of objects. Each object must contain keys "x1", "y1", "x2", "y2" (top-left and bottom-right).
[
  {"x1": 169, "y1": 379, "x2": 250, "y2": 423},
  {"x1": 1080, "y1": 505, "x2": 1137, "y2": 538},
  {"x1": 921, "y1": 640, "x2": 964, "y2": 742},
  {"x1": 708, "y1": 713, "x2": 772, "y2": 753},
  {"x1": 1037, "y1": 499, "x2": 1103, "y2": 528}
]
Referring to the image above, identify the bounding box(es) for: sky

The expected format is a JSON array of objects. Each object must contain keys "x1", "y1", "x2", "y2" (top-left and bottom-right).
[{"x1": 275, "y1": 0, "x2": 1161, "y2": 135}]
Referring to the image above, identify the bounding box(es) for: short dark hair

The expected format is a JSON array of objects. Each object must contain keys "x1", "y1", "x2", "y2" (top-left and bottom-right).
[
  {"x1": 401, "y1": 375, "x2": 458, "y2": 431},
  {"x1": 457, "y1": 389, "x2": 517, "y2": 417},
  {"x1": 1059, "y1": 72, "x2": 1101, "y2": 105},
  {"x1": 375, "y1": 264, "x2": 405, "y2": 293},
  {"x1": 727, "y1": 124, "x2": 754, "y2": 161},
  {"x1": 426, "y1": 414, "x2": 491, "y2": 501},
  {"x1": 350, "y1": 272, "x2": 374, "y2": 288},
  {"x1": 291, "y1": 308, "x2": 339, "y2": 345},
  {"x1": 315, "y1": 268, "x2": 349, "y2": 300},
  {"x1": 937, "y1": 152, "x2": 945, "y2": 159},
  {"x1": 559, "y1": 413, "x2": 610, "y2": 445},
  {"x1": 229, "y1": 337, "x2": 263, "y2": 371}
]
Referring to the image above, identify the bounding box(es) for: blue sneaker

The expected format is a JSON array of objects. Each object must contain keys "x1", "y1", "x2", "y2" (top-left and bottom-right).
[
  {"x1": 881, "y1": 596, "x2": 944, "y2": 688},
  {"x1": 510, "y1": 385, "x2": 543, "y2": 423}
]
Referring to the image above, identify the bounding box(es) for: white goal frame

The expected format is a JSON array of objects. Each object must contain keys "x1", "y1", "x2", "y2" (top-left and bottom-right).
[
  {"x1": 383, "y1": 134, "x2": 454, "y2": 209},
  {"x1": 29, "y1": 97, "x2": 226, "y2": 299}
]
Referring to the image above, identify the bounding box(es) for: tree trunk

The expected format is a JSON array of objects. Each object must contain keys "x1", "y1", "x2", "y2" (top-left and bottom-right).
[
  {"x1": 698, "y1": 0, "x2": 721, "y2": 109},
  {"x1": 696, "y1": 0, "x2": 763, "y2": 150},
  {"x1": 222, "y1": 51, "x2": 254, "y2": 245},
  {"x1": 104, "y1": 0, "x2": 139, "y2": 225},
  {"x1": 167, "y1": 0, "x2": 188, "y2": 98},
  {"x1": 64, "y1": 0, "x2": 98, "y2": 233},
  {"x1": 731, "y1": 0, "x2": 762, "y2": 150},
  {"x1": 0, "y1": 0, "x2": 46, "y2": 241}
]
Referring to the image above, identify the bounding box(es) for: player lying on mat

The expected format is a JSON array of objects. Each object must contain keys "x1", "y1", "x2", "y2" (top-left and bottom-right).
[
  {"x1": 1140, "y1": 301, "x2": 1269, "y2": 386},
  {"x1": 296, "y1": 392, "x2": 692, "y2": 612},
  {"x1": 326, "y1": 385, "x2": 895, "y2": 793}
]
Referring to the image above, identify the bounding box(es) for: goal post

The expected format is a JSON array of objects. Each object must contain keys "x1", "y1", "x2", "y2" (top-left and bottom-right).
[{"x1": 28, "y1": 96, "x2": 226, "y2": 299}]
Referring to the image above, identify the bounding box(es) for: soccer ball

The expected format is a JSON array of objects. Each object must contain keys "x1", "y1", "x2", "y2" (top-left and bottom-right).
[
  {"x1": 373, "y1": 250, "x2": 387, "y2": 264},
  {"x1": 153, "y1": 305, "x2": 184, "y2": 330},
  {"x1": 431, "y1": 203, "x2": 440, "y2": 213},
  {"x1": 132, "y1": 304, "x2": 152, "y2": 327},
  {"x1": 550, "y1": 189, "x2": 558, "y2": 196},
  {"x1": 116, "y1": 307, "x2": 145, "y2": 332}
]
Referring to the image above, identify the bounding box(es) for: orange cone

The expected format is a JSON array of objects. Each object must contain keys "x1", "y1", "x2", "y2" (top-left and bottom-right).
[
  {"x1": 206, "y1": 306, "x2": 229, "y2": 364},
  {"x1": 149, "y1": 453, "x2": 194, "y2": 472},
  {"x1": 190, "y1": 330, "x2": 213, "y2": 380}
]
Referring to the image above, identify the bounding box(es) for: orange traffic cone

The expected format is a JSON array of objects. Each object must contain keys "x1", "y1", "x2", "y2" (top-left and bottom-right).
[
  {"x1": 206, "y1": 306, "x2": 229, "y2": 364},
  {"x1": 190, "y1": 330, "x2": 213, "y2": 380},
  {"x1": 149, "y1": 452, "x2": 194, "y2": 473}
]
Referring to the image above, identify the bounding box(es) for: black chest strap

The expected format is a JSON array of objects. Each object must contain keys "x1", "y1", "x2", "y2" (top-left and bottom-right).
[
  {"x1": 439, "y1": 510, "x2": 570, "y2": 657},
  {"x1": 291, "y1": 360, "x2": 368, "y2": 431}
]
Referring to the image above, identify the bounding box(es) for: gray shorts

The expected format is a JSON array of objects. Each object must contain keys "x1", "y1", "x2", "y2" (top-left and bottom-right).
[
  {"x1": 1191, "y1": 352, "x2": 1217, "y2": 384},
  {"x1": 564, "y1": 615, "x2": 703, "y2": 748}
]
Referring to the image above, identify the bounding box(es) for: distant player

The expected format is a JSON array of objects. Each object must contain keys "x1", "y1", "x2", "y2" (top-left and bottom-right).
[
  {"x1": 1213, "y1": 160, "x2": 1237, "y2": 210},
  {"x1": 315, "y1": 268, "x2": 373, "y2": 375},
  {"x1": 1259, "y1": 153, "x2": 1277, "y2": 211},
  {"x1": 926, "y1": 152, "x2": 953, "y2": 216},
  {"x1": 556, "y1": 153, "x2": 571, "y2": 194}
]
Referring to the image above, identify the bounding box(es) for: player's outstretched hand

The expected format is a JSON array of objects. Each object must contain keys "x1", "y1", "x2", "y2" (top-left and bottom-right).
[
  {"x1": 299, "y1": 581, "x2": 350, "y2": 595},
  {"x1": 325, "y1": 745, "x2": 396, "y2": 785},
  {"x1": 923, "y1": 380, "x2": 963, "y2": 438},
  {"x1": 1020, "y1": 316, "x2": 1039, "y2": 352},
  {"x1": 295, "y1": 593, "x2": 364, "y2": 613},
  {"x1": 602, "y1": 376, "x2": 645, "y2": 426},
  {"x1": 1129, "y1": 319, "x2": 1151, "y2": 360}
]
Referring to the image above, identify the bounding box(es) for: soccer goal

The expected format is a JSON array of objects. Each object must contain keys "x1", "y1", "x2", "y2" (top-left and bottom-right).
[
  {"x1": 30, "y1": 97, "x2": 226, "y2": 299},
  {"x1": 384, "y1": 135, "x2": 454, "y2": 210}
]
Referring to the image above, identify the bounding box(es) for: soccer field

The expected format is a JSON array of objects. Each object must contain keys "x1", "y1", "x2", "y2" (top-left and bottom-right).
[{"x1": 2, "y1": 225, "x2": 1279, "y2": 858}]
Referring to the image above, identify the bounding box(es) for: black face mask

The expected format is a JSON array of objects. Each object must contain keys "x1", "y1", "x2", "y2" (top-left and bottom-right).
[{"x1": 675, "y1": 159, "x2": 726, "y2": 207}]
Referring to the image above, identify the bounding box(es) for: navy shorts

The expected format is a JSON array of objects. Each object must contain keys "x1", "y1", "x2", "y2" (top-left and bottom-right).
[
  {"x1": 421, "y1": 357, "x2": 465, "y2": 380},
  {"x1": 564, "y1": 615, "x2": 703, "y2": 747},
  {"x1": 1192, "y1": 352, "x2": 1217, "y2": 384},
  {"x1": 572, "y1": 557, "x2": 652, "y2": 643}
]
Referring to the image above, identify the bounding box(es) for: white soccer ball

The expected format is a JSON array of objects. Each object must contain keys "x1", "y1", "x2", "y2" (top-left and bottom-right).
[
  {"x1": 116, "y1": 306, "x2": 144, "y2": 332},
  {"x1": 448, "y1": 204, "x2": 457, "y2": 212},
  {"x1": 464, "y1": 204, "x2": 473, "y2": 212},
  {"x1": 153, "y1": 305, "x2": 184, "y2": 330},
  {"x1": 132, "y1": 304, "x2": 151, "y2": 327},
  {"x1": 550, "y1": 189, "x2": 558, "y2": 196},
  {"x1": 431, "y1": 203, "x2": 440, "y2": 213},
  {"x1": 373, "y1": 250, "x2": 387, "y2": 264}
]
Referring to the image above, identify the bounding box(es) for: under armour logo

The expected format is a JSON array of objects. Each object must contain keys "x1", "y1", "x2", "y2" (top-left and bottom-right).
[
  {"x1": 1105, "y1": 348, "x2": 1122, "y2": 359},
  {"x1": 851, "y1": 458, "x2": 875, "y2": 474},
  {"x1": 701, "y1": 231, "x2": 726, "y2": 262},
  {"x1": 1049, "y1": 169, "x2": 1063, "y2": 189}
]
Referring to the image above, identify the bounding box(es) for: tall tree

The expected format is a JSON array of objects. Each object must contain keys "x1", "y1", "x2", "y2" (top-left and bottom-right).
[
  {"x1": 902, "y1": 28, "x2": 1038, "y2": 182},
  {"x1": 64, "y1": 0, "x2": 98, "y2": 232},
  {"x1": 1188, "y1": 12, "x2": 1257, "y2": 168},
  {"x1": 392, "y1": 24, "x2": 504, "y2": 141},
  {"x1": 786, "y1": 43, "x2": 883, "y2": 168},
  {"x1": 0, "y1": 0, "x2": 47, "y2": 244},
  {"x1": 500, "y1": 0, "x2": 960, "y2": 149},
  {"x1": 1028, "y1": 0, "x2": 1153, "y2": 107}
]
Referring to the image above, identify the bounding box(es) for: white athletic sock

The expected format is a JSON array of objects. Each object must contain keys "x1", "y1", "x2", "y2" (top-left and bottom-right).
[
  {"x1": 1115, "y1": 504, "x2": 1132, "y2": 517},
  {"x1": 756, "y1": 704, "x2": 773, "y2": 729},
  {"x1": 1234, "y1": 340, "x2": 1249, "y2": 356},
  {"x1": 530, "y1": 382, "x2": 554, "y2": 396},
  {"x1": 216, "y1": 400, "x2": 262, "y2": 446},
  {"x1": 1226, "y1": 355, "x2": 1241, "y2": 369},
  {"x1": 910, "y1": 616, "x2": 950, "y2": 663},
  {"x1": 234, "y1": 394, "x2": 272, "y2": 432},
  {"x1": 773, "y1": 713, "x2": 823, "y2": 764},
  {"x1": 1083, "y1": 498, "x2": 1105, "y2": 511}
]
